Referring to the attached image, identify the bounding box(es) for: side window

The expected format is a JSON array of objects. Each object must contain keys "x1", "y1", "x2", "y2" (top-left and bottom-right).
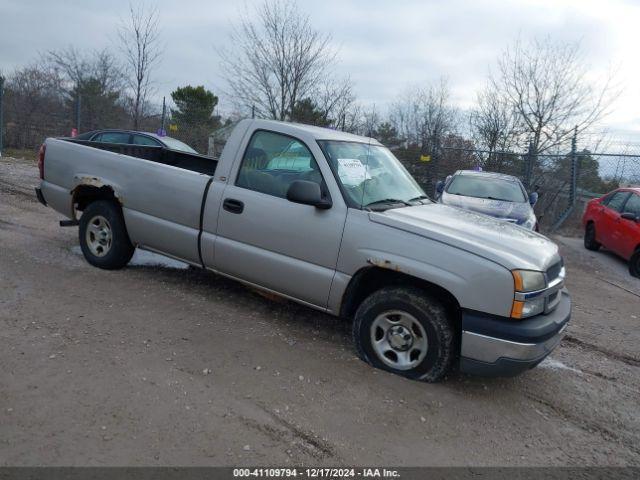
[
  {"x1": 95, "y1": 132, "x2": 131, "y2": 144},
  {"x1": 236, "y1": 130, "x2": 323, "y2": 199},
  {"x1": 606, "y1": 192, "x2": 630, "y2": 212},
  {"x1": 132, "y1": 134, "x2": 162, "y2": 147},
  {"x1": 623, "y1": 194, "x2": 640, "y2": 216}
]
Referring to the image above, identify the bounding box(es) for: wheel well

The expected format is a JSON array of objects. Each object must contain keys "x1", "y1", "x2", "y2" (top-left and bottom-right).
[
  {"x1": 72, "y1": 185, "x2": 118, "y2": 213},
  {"x1": 340, "y1": 267, "x2": 461, "y2": 328}
]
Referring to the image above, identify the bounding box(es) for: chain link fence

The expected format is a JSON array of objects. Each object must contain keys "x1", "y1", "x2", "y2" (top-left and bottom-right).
[
  {"x1": 393, "y1": 139, "x2": 640, "y2": 233},
  {"x1": 0, "y1": 85, "x2": 638, "y2": 233},
  {"x1": 0, "y1": 89, "x2": 212, "y2": 157}
]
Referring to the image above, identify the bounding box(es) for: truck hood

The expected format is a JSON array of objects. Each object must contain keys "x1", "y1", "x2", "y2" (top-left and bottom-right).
[
  {"x1": 440, "y1": 192, "x2": 533, "y2": 224},
  {"x1": 369, "y1": 203, "x2": 559, "y2": 271}
]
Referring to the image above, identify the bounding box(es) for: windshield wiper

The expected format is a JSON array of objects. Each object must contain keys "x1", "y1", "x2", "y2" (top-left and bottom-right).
[
  {"x1": 363, "y1": 198, "x2": 412, "y2": 210},
  {"x1": 486, "y1": 196, "x2": 512, "y2": 202},
  {"x1": 408, "y1": 195, "x2": 430, "y2": 203}
]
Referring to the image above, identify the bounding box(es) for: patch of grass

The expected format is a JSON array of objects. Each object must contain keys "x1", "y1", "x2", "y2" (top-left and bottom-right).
[{"x1": 1, "y1": 148, "x2": 38, "y2": 162}]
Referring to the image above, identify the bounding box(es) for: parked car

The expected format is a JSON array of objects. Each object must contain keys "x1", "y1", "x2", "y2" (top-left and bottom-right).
[
  {"x1": 35, "y1": 119, "x2": 570, "y2": 381},
  {"x1": 582, "y1": 187, "x2": 640, "y2": 277},
  {"x1": 75, "y1": 129, "x2": 198, "y2": 154},
  {"x1": 436, "y1": 170, "x2": 539, "y2": 230}
]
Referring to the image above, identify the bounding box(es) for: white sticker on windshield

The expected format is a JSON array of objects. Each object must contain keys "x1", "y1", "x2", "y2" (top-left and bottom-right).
[{"x1": 337, "y1": 158, "x2": 369, "y2": 186}]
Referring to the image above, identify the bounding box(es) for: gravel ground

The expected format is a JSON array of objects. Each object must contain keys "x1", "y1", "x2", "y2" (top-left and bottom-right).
[{"x1": 1, "y1": 156, "x2": 639, "y2": 466}]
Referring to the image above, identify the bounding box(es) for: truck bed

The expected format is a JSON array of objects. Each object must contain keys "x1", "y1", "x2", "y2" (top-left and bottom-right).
[
  {"x1": 63, "y1": 138, "x2": 218, "y2": 176},
  {"x1": 40, "y1": 137, "x2": 219, "y2": 266}
]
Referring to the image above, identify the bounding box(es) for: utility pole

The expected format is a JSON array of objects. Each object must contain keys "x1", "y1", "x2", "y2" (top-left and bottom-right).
[
  {"x1": 160, "y1": 96, "x2": 166, "y2": 134},
  {"x1": 524, "y1": 140, "x2": 535, "y2": 189},
  {"x1": 75, "y1": 93, "x2": 82, "y2": 134},
  {"x1": 251, "y1": 105, "x2": 255, "y2": 119},
  {"x1": 550, "y1": 126, "x2": 580, "y2": 233},
  {"x1": 0, "y1": 75, "x2": 4, "y2": 157},
  {"x1": 569, "y1": 126, "x2": 578, "y2": 207}
]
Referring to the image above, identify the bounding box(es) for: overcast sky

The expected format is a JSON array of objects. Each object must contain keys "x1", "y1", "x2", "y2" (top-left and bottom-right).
[{"x1": 1, "y1": 0, "x2": 639, "y2": 144}]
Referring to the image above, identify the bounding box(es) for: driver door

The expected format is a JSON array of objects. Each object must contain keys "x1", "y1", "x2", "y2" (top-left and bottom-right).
[
  {"x1": 214, "y1": 129, "x2": 348, "y2": 309},
  {"x1": 618, "y1": 193, "x2": 640, "y2": 259},
  {"x1": 601, "y1": 191, "x2": 630, "y2": 254}
]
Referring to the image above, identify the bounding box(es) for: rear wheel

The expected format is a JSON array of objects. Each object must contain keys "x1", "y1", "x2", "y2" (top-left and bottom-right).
[
  {"x1": 79, "y1": 200, "x2": 134, "y2": 270},
  {"x1": 352, "y1": 286, "x2": 456, "y2": 382},
  {"x1": 584, "y1": 222, "x2": 601, "y2": 251},
  {"x1": 630, "y1": 249, "x2": 640, "y2": 278}
]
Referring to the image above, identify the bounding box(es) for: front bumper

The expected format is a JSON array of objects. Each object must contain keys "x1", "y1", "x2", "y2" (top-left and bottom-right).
[{"x1": 460, "y1": 289, "x2": 571, "y2": 377}]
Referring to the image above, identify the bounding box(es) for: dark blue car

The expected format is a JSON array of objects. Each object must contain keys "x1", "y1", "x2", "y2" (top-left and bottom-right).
[
  {"x1": 436, "y1": 170, "x2": 539, "y2": 230},
  {"x1": 74, "y1": 129, "x2": 198, "y2": 154}
]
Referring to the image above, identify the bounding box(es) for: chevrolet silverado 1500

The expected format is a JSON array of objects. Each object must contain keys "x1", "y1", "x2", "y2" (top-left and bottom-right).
[{"x1": 35, "y1": 119, "x2": 570, "y2": 381}]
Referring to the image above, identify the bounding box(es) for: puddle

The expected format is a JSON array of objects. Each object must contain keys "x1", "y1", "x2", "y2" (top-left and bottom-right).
[
  {"x1": 539, "y1": 357, "x2": 581, "y2": 374},
  {"x1": 71, "y1": 246, "x2": 189, "y2": 269}
]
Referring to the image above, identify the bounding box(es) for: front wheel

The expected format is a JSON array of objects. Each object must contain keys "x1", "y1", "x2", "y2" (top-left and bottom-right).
[
  {"x1": 584, "y1": 223, "x2": 601, "y2": 251},
  {"x1": 79, "y1": 200, "x2": 134, "y2": 270},
  {"x1": 630, "y1": 249, "x2": 640, "y2": 278},
  {"x1": 352, "y1": 287, "x2": 456, "y2": 382}
]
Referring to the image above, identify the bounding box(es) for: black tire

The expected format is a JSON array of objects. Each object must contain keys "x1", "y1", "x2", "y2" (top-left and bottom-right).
[
  {"x1": 584, "y1": 222, "x2": 601, "y2": 251},
  {"x1": 79, "y1": 200, "x2": 134, "y2": 270},
  {"x1": 630, "y1": 249, "x2": 640, "y2": 278},
  {"x1": 352, "y1": 286, "x2": 456, "y2": 382}
]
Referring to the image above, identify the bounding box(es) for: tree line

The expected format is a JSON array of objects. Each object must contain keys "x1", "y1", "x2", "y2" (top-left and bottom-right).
[{"x1": 0, "y1": 0, "x2": 619, "y2": 194}]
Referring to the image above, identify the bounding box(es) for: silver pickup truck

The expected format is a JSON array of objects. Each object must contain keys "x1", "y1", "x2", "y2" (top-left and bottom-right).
[{"x1": 35, "y1": 119, "x2": 570, "y2": 381}]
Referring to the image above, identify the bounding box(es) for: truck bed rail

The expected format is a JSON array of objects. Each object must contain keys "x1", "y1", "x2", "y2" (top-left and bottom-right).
[{"x1": 63, "y1": 139, "x2": 217, "y2": 176}]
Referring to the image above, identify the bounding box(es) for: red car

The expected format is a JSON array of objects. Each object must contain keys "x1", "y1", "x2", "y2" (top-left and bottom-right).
[{"x1": 582, "y1": 187, "x2": 640, "y2": 277}]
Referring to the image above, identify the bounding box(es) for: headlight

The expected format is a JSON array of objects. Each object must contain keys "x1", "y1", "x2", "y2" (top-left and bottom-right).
[
  {"x1": 512, "y1": 270, "x2": 546, "y2": 292},
  {"x1": 511, "y1": 270, "x2": 547, "y2": 319},
  {"x1": 522, "y1": 213, "x2": 537, "y2": 230},
  {"x1": 511, "y1": 296, "x2": 545, "y2": 318}
]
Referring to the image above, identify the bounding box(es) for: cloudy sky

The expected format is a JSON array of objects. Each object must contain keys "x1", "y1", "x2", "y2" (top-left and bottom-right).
[{"x1": 1, "y1": 0, "x2": 639, "y2": 142}]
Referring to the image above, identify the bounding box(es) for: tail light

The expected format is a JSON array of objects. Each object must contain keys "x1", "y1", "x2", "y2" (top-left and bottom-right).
[{"x1": 38, "y1": 143, "x2": 46, "y2": 179}]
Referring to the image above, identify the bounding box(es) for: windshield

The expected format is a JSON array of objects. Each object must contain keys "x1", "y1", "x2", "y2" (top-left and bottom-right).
[
  {"x1": 445, "y1": 175, "x2": 527, "y2": 202},
  {"x1": 318, "y1": 140, "x2": 427, "y2": 209},
  {"x1": 160, "y1": 136, "x2": 198, "y2": 154}
]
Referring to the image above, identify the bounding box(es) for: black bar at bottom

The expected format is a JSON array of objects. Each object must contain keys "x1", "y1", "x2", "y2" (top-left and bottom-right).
[{"x1": 0, "y1": 467, "x2": 638, "y2": 480}]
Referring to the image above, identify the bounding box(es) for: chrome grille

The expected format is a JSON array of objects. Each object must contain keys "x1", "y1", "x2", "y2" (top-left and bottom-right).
[
  {"x1": 546, "y1": 259, "x2": 563, "y2": 282},
  {"x1": 544, "y1": 259, "x2": 565, "y2": 314}
]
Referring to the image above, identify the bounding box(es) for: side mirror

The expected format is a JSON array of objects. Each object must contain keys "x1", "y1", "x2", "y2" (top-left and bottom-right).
[
  {"x1": 436, "y1": 180, "x2": 445, "y2": 194},
  {"x1": 529, "y1": 192, "x2": 539, "y2": 206},
  {"x1": 621, "y1": 212, "x2": 638, "y2": 222},
  {"x1": 286, "y1": 180, "x2": 332, "y2": 209}
]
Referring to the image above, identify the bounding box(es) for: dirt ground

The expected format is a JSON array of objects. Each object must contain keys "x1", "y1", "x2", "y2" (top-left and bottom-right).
[{"x1": 1, "y1": 155, "x2": 639, "y2": 467}]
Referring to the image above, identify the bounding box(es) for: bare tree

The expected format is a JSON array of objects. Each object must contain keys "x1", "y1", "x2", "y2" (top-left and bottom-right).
[
  {"x1": 493, "y1": 37, "x2": 617, "y2": 154},
  {"x1": 3, "y1": 64, "x2": 65, "y2": 148},
  {"x1": 469, "y1": 83, "x2": 520, "y2": 169},
  {"x1": 315, "y1": 78, "x2": 356, "y2": 129},
  {"x1": 46, "y1": 47, "x2": 127, "y2": 131},
  {"x1": 220, "y1": 0, "x2": 349, "y2": 122},
  {"x1": 47, "y1": 47, "x2": 123, "y2": 94},
  {"x1": 118, "y1": 3, "x2": 161, "y2": 129},
  {"x1": 360, "y1": 105, "x2": 381, "y2": 137},
  {"x1": 334, "y1": 104, "x2": 381, "y2": 137},
  {"x1": 390, "y1": 78, "x2": 459, "y2": 154}
]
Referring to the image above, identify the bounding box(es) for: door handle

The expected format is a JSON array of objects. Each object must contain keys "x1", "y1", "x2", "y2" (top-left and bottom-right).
[{"x1": 223, "y1": 198, "x2": 244, "y2": 214}]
